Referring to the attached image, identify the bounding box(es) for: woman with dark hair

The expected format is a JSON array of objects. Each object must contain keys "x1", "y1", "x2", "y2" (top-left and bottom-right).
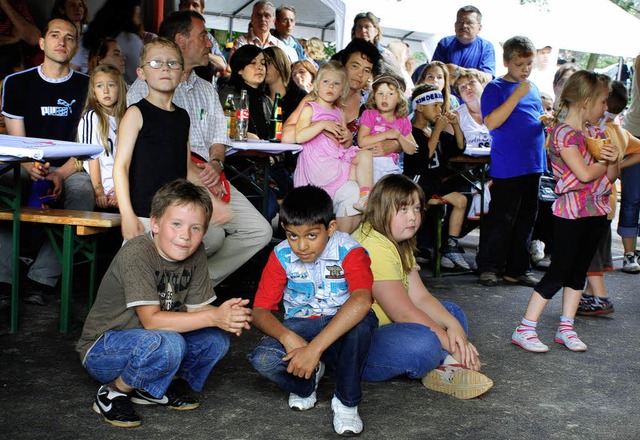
[
  {"x1": 87, "y1": 38, "x2": 126, "y2": 77},
  {"x1": 83, "y1": 0, "x2": 143, "y2": 84},
  {"x1": 51, "y1": 0, "x2": 90, "y2": 72},
  {"x1": 282, "y1": 38, "x2": 385, "y2": 233},
  {"x1": 217, "y1": 44, "x2": 271, "y2": 140}
]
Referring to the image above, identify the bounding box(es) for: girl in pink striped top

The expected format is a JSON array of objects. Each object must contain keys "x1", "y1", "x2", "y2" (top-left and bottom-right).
[{"x1": 511, "y1": 70, "x2": 620, "y2": 354}]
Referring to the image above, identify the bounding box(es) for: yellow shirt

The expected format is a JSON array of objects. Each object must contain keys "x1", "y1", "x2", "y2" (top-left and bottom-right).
[{"x1": 352, "y1": 224, "x2": 415, "y2": 326}]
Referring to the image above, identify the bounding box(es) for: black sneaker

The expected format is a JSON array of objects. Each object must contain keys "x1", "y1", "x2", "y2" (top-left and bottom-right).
[
  {"x1": 130, "y1": 386, "x2": 200, "y2": 410},
  {"x1": 93, "y1": 384, "x2": 141, "y2": 428},
  {"x1": 23, "y1": 278, "x2": 54, "y2": 306}
]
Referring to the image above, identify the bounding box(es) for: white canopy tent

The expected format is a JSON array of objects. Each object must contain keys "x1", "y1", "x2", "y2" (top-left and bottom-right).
[{"x1": 197, "y1": 0, "x2": 640, "y2": 59}]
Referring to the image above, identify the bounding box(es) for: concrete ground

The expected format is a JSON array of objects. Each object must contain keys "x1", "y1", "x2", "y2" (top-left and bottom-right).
[{"x1": 1, "y1": 229, "x2": 639, "y2": 440}]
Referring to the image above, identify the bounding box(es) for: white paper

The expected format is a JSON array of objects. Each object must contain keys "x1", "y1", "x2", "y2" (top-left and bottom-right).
[
  {"x1": 0, "y1": 134, "x2": 103, "y2": 162},
  {"x1": 226, "y1": 139, "x2": 302, "y2": 156}
]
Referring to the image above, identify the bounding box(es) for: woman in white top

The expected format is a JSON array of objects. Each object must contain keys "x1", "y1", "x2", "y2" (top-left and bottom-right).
[{"x1": 452, "y1": 69, "x2": 492, "y2": 153}]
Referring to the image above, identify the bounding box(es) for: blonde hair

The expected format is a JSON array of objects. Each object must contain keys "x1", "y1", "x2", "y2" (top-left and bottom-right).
[
  {"x1": 80, "y1": 64, "x2": 127, "y2": 154},
  {"x1": 365, "y1": 75, "x2": 409, "y2": 117},
  {"x1": 138, "y1": 37, "x2": 184, "y2": 68},
  {"x1": 361, "y1": 174, "x2": 425, "y2": 274},
  {"x1": 546, "y1": 70, "x2": 611, "y2": 148},
  {"x1": 417, "y1": 61, "x2": 453, "y2": 112},
  {"x1": 305, "y1": 37, "x2": 326, "y2": 61},
  {"x1": 308, "y1": 61, "x2": 348, "y2": 107},
  {"x1": 452, "y1": 68, "x2": 486, "y2": 96}
]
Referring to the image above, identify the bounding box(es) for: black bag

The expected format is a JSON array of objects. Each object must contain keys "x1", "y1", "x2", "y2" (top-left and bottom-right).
[{"x1": 538, "y1": 175, "x2": 558, "y2": 203}]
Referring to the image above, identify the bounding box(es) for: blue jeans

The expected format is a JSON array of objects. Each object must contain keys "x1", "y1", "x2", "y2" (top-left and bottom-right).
[
  {"x1": 362, "y1": 301, "x2": 468, "y2": 382},
  {"x1": 83, "y1": 328, "x2": 230, "y2": 398},
  {"x1": 617, "y1": 161, "x2": 640, "y2": 239},
  {"x1": 247, "y1": 310, "x2": 378, "y2": 407}
]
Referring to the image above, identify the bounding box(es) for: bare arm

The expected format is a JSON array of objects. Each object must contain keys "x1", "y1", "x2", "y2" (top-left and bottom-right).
[
  {"x1": 253, "y1": 307, "x2": 310, "y2": 354},
  {"x1": 87, "y1": 159, "x2": 107, "y2": 207},
  {"x1": 373, "y1": 271, "x2": 479, "y2": 370},
  {"x1": 483, "y1": 82, "x2": 531, "y2": 130},
  {"x1": 447, "y1": 112, "x2": 466, "y2": 152},
  {"x1": 397, "y1": 131, "x2": 417, "y2": 155},
  {"x1": 113, "y1": 106, "x2": 145, "y2": 240},
  {"x1": 357, "y1": 124, "x2": 395, "y2": 148},
  {"x1": 0, "y1": 0, "x2": 40, "y2": 46},
  {"x1": 136, "y1": 298, "x2": 252, "y2": 335},
  {"x1": 621, "y1": 152, "x2": 640, "y2": 169},
  {"x1": 294, "y1": 105, "x2": 344, "y2": 144},
  {"x1": 282, "y1": 95, "x2": 312, "y2": 143},
  {"x1": 559, "y1": 144, "x2": 618, "y2": 183},
  {"x1": 282, "y1": 288, "x2": 373, "y2": 379}
]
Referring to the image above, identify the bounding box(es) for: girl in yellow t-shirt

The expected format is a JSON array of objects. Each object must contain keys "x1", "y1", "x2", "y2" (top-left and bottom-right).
[{"x1": 352, "y1": 173, "x2": 492, "y2": 399}]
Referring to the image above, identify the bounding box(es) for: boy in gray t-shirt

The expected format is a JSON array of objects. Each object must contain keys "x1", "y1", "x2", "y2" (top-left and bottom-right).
[{"x1": 77, "y1": 179, "x2": 252, "y2": 428}]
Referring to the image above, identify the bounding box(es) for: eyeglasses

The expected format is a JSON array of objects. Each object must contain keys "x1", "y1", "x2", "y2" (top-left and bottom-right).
[
  {"x1": 144, "y1": 60, "x2": 182, "y2": 70},
  {"x1": 458, "y1": 79, "x2": 478, "y2": 91},
  {"x1": 455, "y1": 20, "x2": 478, "y2": 27}
]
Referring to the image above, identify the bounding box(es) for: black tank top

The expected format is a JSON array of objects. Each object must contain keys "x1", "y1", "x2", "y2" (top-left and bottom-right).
[{"x1": 129, "y1": 99, "x2": 190, "y2": 217}]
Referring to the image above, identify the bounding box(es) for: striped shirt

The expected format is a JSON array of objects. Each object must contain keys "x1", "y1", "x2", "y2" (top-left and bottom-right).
[{"x1": 550, "y1": 122, "x2": 612, "y2": 219}]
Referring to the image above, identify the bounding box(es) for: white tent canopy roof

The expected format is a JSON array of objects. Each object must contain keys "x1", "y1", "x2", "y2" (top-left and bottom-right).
[{"x1": 196, "y1": 0, "x2": 640, "y2": 58}]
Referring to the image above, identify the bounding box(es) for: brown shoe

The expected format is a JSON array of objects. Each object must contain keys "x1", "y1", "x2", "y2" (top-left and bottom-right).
[
  {"x1": 478, "y1": 272, "x2": 497, "y2": 286},
  {"x1": 503, "y1": 272, "x2": 539, "y2": 287}
]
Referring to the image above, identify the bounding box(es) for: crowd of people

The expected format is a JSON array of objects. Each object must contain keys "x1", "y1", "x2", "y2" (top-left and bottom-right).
[{"x1": 1, "y1": 1, "x2": 639, "y2": 436}]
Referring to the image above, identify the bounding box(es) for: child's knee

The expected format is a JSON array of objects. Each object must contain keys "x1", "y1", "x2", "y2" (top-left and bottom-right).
[
  {"x1": 247, "y1": 343, "x2": 287, "y2": 373},
  {"x1": 142, "y1": 331, "x2": 187, "y2": 370},
  {"x1": 354, "y1": 148, "x2": 373, "y2": 164},
  {"x1": 445, "y1": 192, "x2": 467, "y2": 208}
]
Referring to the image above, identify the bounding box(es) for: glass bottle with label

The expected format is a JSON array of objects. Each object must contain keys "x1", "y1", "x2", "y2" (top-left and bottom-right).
[
  {"x1": 223, "y1": 93, "x2": 236, "y2": 138},
  {"x1": 234, "y1": 89, "x2": 249, "y2": 141},
  {"x1": 269, "y1": 92, "x2": 283, "y2": 142}
]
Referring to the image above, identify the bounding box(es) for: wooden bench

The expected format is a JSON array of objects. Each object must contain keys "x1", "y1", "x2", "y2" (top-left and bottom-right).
[{"x1": 0, "y1": 207, "x2": 121, "y2": 333}]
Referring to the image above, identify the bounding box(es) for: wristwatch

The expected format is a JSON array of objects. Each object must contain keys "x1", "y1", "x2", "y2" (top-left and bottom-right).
[{"x1": 210, "y1": 158, "x2": 224, "y2": 170}]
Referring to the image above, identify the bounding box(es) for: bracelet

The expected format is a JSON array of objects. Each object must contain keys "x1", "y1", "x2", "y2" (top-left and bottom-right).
[{"x1": 210, "y1": 158, "x2": 224, "y2": 170}]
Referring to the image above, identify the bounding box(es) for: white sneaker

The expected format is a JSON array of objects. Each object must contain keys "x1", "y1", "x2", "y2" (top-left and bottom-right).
[
  {"x1": 421, "y1": 364, "x2": 493, "y2": 400},
  {"x1": 529, "y1": 240, "x2": 545, "y2": 264},
  {"x1": 442, "y1": 251, "x2": 471, "y2": 270},
  {"x1": 440, "y1": 255, "x2": 455, "y2": 269},
  {"x1": 288, "y1": 362, "x2": 325, "y2": 411},
  {"x1": 331, "y1": 395, "x2": 363, "y2": 436},
  {"x1": 621, "y1": 252, "x2": 640, "y2": 274},
  {"x1": 511, "y1": 327, "x2": 549, "y2": 353},
  {"x1": 554, "y1": 329, "x2": 587, "y2": 352}
]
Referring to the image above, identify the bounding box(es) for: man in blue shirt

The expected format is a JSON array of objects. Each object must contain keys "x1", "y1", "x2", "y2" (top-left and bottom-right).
[
  {"x1": 412, "y1": 5, "x2": 495, "y2": 86},
  {"x1": 271, "y1": 4, "x2": 307, "y2": 63}
]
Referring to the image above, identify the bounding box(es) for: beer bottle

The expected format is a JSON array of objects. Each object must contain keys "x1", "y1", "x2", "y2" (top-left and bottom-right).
[
  {"x1": 269, "y1": 92, "x2": 283, "y2": 142},
  {"x1": 223, "y1": 94, "x2": 235, "y2": 138}
]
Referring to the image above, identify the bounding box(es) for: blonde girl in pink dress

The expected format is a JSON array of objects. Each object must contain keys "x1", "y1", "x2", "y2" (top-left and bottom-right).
[{"x1": 293, "y1": 61, "x2": 373, "y2": 210}]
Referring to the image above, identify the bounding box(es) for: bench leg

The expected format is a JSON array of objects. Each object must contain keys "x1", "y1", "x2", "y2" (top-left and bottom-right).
[
  {"x1": 88, "y1": 238, "x2": 97, "y2": 308},
  {"x1": 9, "y1": 166, "x2": 22, "y2": 333},
  {"x1": 59, "y1": 225, "x2": 74, "y2": 333},
  {"x1": 434, "y1": 205, "x2": 443, "y2": 278}
]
